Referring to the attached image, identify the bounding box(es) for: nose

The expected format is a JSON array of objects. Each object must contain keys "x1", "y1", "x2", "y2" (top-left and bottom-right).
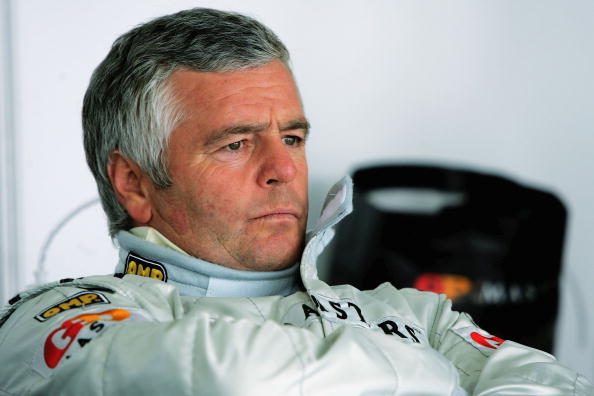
[{"x1": 257, "y1": 138, "x2": 298, "y2": 187}]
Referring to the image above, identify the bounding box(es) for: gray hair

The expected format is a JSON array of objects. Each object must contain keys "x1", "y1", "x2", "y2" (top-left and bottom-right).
[{"x1": 83, "y1": 8, "x2": 290, "y2": 236}]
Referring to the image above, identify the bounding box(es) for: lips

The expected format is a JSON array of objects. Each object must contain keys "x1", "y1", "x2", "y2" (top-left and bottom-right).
[{"x1": 250, "y1": 208, "x2": 300, "y2": 221}]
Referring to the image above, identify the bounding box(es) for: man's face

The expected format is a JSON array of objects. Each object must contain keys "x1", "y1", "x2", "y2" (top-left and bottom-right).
[{"x1": 146, "y1": 61, "x2": 309, "y2": 271}]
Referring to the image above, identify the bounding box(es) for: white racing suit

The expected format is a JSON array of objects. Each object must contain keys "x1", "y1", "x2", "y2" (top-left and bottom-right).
[{"x1": 0, "y1": 178, "x2": 592, "y2": 395}]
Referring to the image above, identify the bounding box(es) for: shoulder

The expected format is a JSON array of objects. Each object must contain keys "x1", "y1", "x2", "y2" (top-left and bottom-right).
[
  {"x1": 0, "y1": 274, "x2": 184, "y2": 392},
  {"x1": 1, "y1": 274, "x2": 182, "y2": 331}
]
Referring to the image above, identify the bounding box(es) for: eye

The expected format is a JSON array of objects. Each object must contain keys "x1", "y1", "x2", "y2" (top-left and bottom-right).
[
  {"x1": 226, "y1": 141, "x2": 243, "y2": 151},
  {"x1": 282, "y1": 136, "x2": 301, "y2": 146}
]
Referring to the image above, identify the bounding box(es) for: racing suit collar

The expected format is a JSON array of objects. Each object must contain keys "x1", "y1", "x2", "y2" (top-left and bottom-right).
[
  {"x1": 113, "y1": 176, "x2": 354, "y2": 299},
  {"x1": 114, "y1": 231, "x2": 302, "y2": 298},
  {"x1": 301, "y1": 176, "x2": 354, "y2": 285}
]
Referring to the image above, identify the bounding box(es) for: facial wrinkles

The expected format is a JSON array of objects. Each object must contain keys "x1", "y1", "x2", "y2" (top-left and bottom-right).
[
  {"x1": 188, "y1": 70, "x2": 293, "y2": 115},
  {"x1": 189, "y1": 167, "x2": 306, "y2": 232},
  {"x1": 216, "y1": 74, "x2": 298, "y2": 115},
  {"x1": 187, "y1": 147, "x2": 306, "y2": 269},
  {"x1": 190, "y1": 171, "x2": 306, "y2": 264},
  {"x1": 148, "y1": 62, "x2": 308, "y2": 271},
  {"x1": 148, "y1": 188, "x2": 189, "y2": 239}
]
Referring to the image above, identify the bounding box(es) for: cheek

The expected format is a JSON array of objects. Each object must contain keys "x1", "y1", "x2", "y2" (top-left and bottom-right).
[
  {"x1": 189, "y1": 186, "x2": 243, "y2": 227},
  {"x1": 296, "y1": 160, "x2": 309, "y2": 196},
  {"x1": 175, "y1": 167, "x2": 238, "y2": 222},
  {"x1": 161, "y1": 198, "x2": 192, "y2": 234}
]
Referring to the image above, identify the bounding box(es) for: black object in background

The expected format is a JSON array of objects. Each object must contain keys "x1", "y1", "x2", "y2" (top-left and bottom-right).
[{"x1": 326, "y1": 164, "x2": 567, "y2": 352}]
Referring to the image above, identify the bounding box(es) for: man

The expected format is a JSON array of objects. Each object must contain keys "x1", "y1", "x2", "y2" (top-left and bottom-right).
[{"x1": 0, "y1": 8, "x2": 591, "y2": 395}]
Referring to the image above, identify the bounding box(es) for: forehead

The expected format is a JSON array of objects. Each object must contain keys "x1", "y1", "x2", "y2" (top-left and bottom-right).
[{"x1": 167, "y1": 61, "x2": 304, "y2": 127}]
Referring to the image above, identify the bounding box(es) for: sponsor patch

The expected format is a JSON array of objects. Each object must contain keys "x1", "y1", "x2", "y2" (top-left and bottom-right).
[
  {"x1": 281, "y1": 301, "x2": 323, "y2": 328},
  {"x1": 32, "y1": 307, "x2": 149, "y2": 378},
  {"x1": 370, "y1": 316, "x2": 428, "y2": 344},
  {"x1": 34, "y1": 291, "x2": 110, "y2": 322},
  {"x1": 471, "y1": 331, "x2": 504, "y2": 349},
  {"x1": 452, "y1": 325, "x2": 505, "y2": 355},
  {"x1": 307, "y1": 294, "x2": 428, "y2": 344},
  {"x1": 125, "y1": 252, "x2": 168, "y2": 281},
  {"x1": 309, "y1": 294, "x2": 370, "y2": 328}
]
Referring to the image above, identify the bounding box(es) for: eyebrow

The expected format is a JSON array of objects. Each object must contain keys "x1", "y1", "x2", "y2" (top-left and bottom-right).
[{"x1": 204, "y1": 118, "x2": 310, "y2": 147}]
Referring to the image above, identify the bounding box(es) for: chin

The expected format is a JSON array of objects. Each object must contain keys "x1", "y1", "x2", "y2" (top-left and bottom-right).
[
  {"x1": 237, "y1": 227, "x2": 304, "y2": 271},
  {"x1": 257, "y1": 249, "x2": 301, "y2": 271},
  {"x1": 246, "y1": 241, "x2": 303, "y2": 271}
]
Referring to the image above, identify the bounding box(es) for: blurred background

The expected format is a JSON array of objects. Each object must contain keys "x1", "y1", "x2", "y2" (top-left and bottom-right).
[{"x1": 1, "y1": 0, "x2": 592, "y2": 380}]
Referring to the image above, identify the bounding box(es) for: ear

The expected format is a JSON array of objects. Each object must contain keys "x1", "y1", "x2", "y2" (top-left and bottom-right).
[{"x1": 107, "y1": 150, "x2": 153, "y2": 225}]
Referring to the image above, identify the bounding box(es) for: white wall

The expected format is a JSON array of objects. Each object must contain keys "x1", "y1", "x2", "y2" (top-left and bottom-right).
[{"x1": 4, "y1": 0, "x2": 593, "y2": 379}]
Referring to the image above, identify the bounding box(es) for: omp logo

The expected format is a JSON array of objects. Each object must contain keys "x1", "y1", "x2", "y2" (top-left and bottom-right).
[
  {"x1": 34, "y1": 291, "x2": 110, "y2": 322},
  {"x1": 125, "y1": 252, "x2": 168, "y2": 281}
]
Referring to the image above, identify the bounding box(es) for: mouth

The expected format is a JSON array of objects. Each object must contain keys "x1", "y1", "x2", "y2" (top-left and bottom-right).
[{"x1": 250, "y1": 209, "x2": 300, "y2": 221}]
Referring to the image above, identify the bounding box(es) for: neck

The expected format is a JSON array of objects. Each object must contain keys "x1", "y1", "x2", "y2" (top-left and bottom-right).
[{"x1": 114, "y1": 230, "x2": 302, "y2": 298}]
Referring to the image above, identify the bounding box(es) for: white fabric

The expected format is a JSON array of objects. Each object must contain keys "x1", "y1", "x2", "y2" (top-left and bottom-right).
[
  {"x1": 129, "y1": 226, "x2": 190, "y2": 256},
  {"x1": 0, "y1": 177, "x2": 591, "y2": 395}
]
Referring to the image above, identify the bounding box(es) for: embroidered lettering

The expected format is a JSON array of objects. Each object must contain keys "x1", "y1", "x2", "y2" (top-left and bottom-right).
[{"x1": 34, "y1": 292, "x2": 110, "y2": 322}]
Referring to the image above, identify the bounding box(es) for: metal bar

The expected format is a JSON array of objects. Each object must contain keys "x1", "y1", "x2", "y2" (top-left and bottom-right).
[{"x1": 0, "y1": 0, "x2": 20, "y2": 304}]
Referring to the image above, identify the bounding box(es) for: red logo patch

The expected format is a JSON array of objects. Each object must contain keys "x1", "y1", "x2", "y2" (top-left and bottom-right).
[
  {"x1": 44, "y1": 309, "x2": 130, "y2": 368},
  {"x1": 470, "y1": 332, "x2": 504, "y2": 349}
]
